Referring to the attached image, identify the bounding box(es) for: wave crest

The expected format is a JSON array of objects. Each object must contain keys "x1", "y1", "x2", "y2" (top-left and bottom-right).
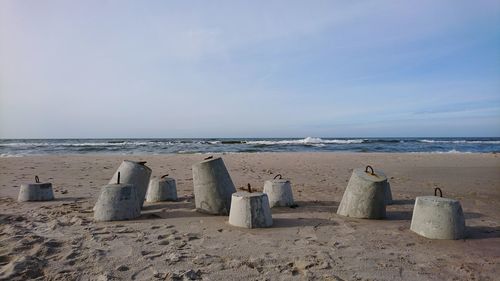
[
  {"x1": 420, "y1": 140, "x2": 500, "y2": 144},
  {"x1": 247, "y1": 137, "x2": 364, "y2": 145}
]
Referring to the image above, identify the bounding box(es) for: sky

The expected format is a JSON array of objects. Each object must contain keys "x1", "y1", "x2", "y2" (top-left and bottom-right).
[{"x1": 0, "y1": 0, "x2": 499, "y2": 138}]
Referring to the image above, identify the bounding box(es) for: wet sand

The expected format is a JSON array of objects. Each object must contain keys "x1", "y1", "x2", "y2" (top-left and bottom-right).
[{"x1": 0, "y1": 153, "x2": 499, "y2": 280}]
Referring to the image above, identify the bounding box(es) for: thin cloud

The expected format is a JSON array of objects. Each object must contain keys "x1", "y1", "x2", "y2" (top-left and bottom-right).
[{"x1": 0, "y1": 1, "x2": 499, "y2": 138}]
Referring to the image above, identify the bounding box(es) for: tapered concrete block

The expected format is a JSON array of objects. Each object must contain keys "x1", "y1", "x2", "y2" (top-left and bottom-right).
[
  {"x1": 410, "y1": 194, "x2": 466, "y2": 240},
  {"x1": 385, "y1": 182, "x2": 393, "y2": 205},
  {"x1": 263, "y1": 174, "x2": 295, "y2": 207},
  {"x1": 337, "y1": 166, "x2": 387, "y2": 219},
  {"x1": 146, "y1": 175, "x2": 178, "y2": 202},
  {"x1": 109, "y1": 160, "x2": 151, "y2": 208},
  {"x1": 229, "y1": 192, "x2": 273, "y2": 228},
  {"x1": 18, "y1": 176, "x2": 54, "y2": 202},
  {"x1": 192, "y1": 157, "x2": 236, "y2": 215},
  {"x1": 94, "y1": 182, "x2": 141, "y2": 221}
]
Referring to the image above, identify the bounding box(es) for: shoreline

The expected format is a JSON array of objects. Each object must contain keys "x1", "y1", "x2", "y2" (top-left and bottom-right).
[{"x1": 1, "y1": 151, "x2": 498, "y2": 157}]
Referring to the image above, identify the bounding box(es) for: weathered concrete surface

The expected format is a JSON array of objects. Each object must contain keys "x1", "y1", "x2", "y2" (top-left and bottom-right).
[
  {"x1": 263, "y1": 176, "x2": 295, "y2": 207},
  {"x1": 410, "y1": 196, "x2": 466, "y2": 240},
  {"x1": 146, "y1": 176, "x2": 177, "y2": 202},
  {"x1": 94, "y1": 183, "x2": 141, "y2": 221},
  {"x1": 192, "y1": 157, "x2": 236, "y2": 215},
  {"x1": 18, "y1": 182, "x2": 54, "y2": 202},
  {"x1": 385, "y1": 182, "x2": 393, "y2": 205},
  {"x1": 229, "y1": 192, "x2": 273, "y2": 228},
  {"x1": 109, "y1": 160, "x2": 151, "y2": 208},
  {"x1": 337, "y1": 167, "x2": 387, "y2": 219}
]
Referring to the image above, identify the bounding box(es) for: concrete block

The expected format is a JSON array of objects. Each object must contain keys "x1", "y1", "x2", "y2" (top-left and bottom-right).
[
  {"x1": 410, "y1": 189, "x2": 466, "y2": 239},
  {"x1": 18, "y1": 176, "x2": 54, "y2": 202},
  {"x1": 94, "y1": 172, "x2": 141, "y2": 221},
  {"x1": 385, "y1": 182, "x2": 393, "y2": 205},
  {"x1": 146, "y1": 175, "x2": 178, "y2": 202},
  {"x1": 229, "y1": 192, "x2": 273, "y2": 228},
  {"x1": 337, "y1": 166, "x2": 387, "y2": 219},
  {"x1": 192, "y1": 156, "x2": 236, "y2": 215},
  {"x1": 109, "y1": 160, "x2": 151, "y2": 209},
  {"x1": 263, "y1": 174, "x2": 295, "y2": 207}
]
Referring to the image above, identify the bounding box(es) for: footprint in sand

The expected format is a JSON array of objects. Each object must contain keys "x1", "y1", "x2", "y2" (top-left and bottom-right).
[
  {"x1": 0, "y1": 255, "x2": 45, "y2": 280},
  {"x1": 32, "y1": 239, "x2": 64, "y2": 257},
  {"x1": 116, "y1": 265, "x2": 130, "y2": 271},
  {"x1": 0, "y1": 255, "x2": 12, "y2": 267}
]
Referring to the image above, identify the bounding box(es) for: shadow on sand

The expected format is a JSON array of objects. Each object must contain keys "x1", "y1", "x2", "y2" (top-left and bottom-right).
[
  {"x1": 136, "y1": 209, "x2": 214, "y2": 220},
  {"x1": 53, "y1": 196, "x2": 87, "y2": 202},
  {"x1": 391, "y1": 199, "x2": 415, "y2": 205},
  {"x1": 271, "y1": 200, "x2": 339, "y2": 214},
  {"x1": 141, "y1": 200, "x2": 195, "y2": 211},
  {"x1": 464, "y1": 212, "x2": 484, "y2": 219},
  {"x1": 466, "y1": 225, "x2": 500, "y2": 240},
  {"x1": 137, "y1": 199, "x2": 216, "y2": 220},
  {"x1": 272, "y1": 217, "x2": 337, "y2": 228},
  {"x1": 385, "y1": 211, "x2": 413, "y2": 221}
]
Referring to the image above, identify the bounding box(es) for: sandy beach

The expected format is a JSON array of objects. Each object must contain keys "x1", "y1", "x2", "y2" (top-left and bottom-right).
[{"x1": 0, "y1": 153, "x2": 499, "y2": 281}]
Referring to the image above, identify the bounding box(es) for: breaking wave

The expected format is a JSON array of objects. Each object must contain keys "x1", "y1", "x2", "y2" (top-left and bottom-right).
[
  {"x1": 246, "y1": 137, "x2": 364, "y2": 145},
  {"x1": 1, "y1": 137, "x2": 498, "y2": 155},
  {"x1": 420, "y1": 140, "x2": 500, "y2": 144}
]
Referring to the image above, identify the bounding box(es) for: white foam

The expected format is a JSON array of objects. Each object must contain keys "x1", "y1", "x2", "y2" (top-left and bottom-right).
[
  {"x1": 445, "y1": 149, "x2": 464, "y2": 153},
  {"x1": 420, "y1": 140, "x2": 500, "y2": 144},
  {"x1": 246, "y1": 137, "x2": 364, "y2": 145},
  {"x1": 0, "y1": 142, "x2": 51, "y2": 147},
  {"x1": 0, "y1": 153, "x2": 24, "y2": 157},
  {"x1": 0, "y1": 141, "x2": 177, "y2": 147},
  {"x1": 410, "y1": 150, "x2": 472, "y2": 154},
  {"x1": 323, "y1": 139, "x2": 365, "y2": 144}
]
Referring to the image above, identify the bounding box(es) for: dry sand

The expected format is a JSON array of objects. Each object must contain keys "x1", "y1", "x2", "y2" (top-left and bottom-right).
[{"x1": 0, "y1": 153, "x2": 499, "y2": 281}]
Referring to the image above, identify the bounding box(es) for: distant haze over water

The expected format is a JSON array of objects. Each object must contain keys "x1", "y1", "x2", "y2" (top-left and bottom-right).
[{"x1": 1, "y1": 137, "x2": 499, "y2": 156}]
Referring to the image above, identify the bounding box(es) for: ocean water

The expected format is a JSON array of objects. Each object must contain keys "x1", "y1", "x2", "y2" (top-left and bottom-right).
[{"x1": 1, "y1": 137, "x2": 499, "y2": 157}]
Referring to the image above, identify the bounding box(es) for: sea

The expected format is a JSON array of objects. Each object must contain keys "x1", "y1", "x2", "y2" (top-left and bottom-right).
[{"x1": 0, "y1": 137, "x2": 499, "y2": 157}]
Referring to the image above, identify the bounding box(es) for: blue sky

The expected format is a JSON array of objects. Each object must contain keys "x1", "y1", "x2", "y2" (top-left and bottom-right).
[{"x1": 1, "y1": 0, "x2": 499, "y2": 138}]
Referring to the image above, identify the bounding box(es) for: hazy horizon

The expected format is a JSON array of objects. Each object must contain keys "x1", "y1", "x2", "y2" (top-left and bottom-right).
[
  {"x1": 1, "y1": 1, "x2": 499, "y2": 139},
  {"x1": 2, "y1": 136, "x2": 500, "y2": 140}
]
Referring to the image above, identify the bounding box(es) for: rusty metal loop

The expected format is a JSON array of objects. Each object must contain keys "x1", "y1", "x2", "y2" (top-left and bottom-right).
[
  {"x1": 247, "y1": 183, "x2": 252, "y2": 193},
  {"x1": 161, "y1": 174, "x2": 169, "y2": 178},
  {"x1": 365, "y1": 165, "x2": 375, "y2": 175},
  {"x1": 204, "y1": 156, "x2": 213, "y2": 160},
  {"x1": 117, "y1": 172, "x2": 121, "y2": 184},
  {"x1": 137, "y1": 161, "x2": 147, "y2": 165},
  {"x1": 273, "y1": 174, "x2": 283, "y2": 180},
  {"x1": 35, "y1": 176, "x2": 40, "y2": 183},
  {"x1": 434, "y1": 187, "x2": 443, "y2": 198}
]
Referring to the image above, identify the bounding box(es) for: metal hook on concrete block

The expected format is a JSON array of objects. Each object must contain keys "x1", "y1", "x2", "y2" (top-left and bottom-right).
[
  {"x1": 365, "y1": 165, "x2": 375, "y2": 175},
  {"x1": 434, "y1": 187, "x2": 443, "y2": 197}
]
